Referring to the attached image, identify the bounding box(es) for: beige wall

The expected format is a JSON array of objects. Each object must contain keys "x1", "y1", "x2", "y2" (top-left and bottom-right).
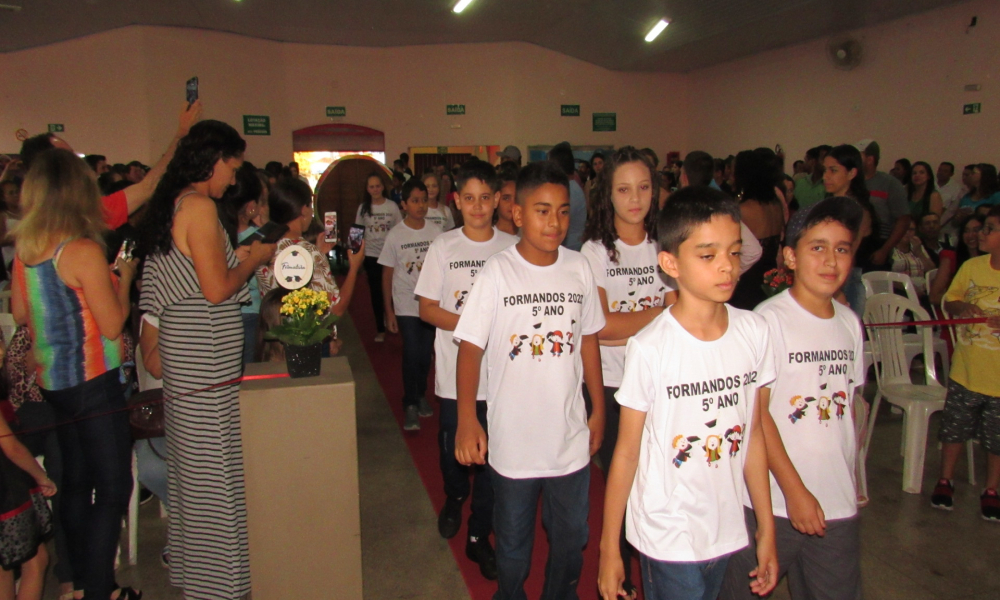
[
  {"x1": 688, "y1": 0, "x2": 999, "y2": 171},
  {"x1": 0, "y1": 26, "x2": 690, "y2": 166}
]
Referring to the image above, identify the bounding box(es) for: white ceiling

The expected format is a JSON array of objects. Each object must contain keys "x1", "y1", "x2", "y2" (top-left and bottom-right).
[{"x1": 0, "y1": 0, "x2": 966, "y2": 72}]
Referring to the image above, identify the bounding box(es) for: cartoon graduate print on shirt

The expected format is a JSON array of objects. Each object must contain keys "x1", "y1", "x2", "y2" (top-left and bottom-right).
[
  {"x1": 509, "y1": 334, "x2": 527, "y2": 361},
  {"x1": 817, "y1": 396, "x2": 832, "y2": 423},
  {"x1": 547, "y1": 331, "x2": 564, "y2": 357},
  {"x1": 724, "y1": 425, "x2": 744, "y2": 457},
  {"x1": 704, "y1": 435, "x2": 723, "y2": 466},
  {"x1": 833, "y1": 391, "x2": 848, "y2": 420},
  {"x1": 672, "y1": 435, "x2": 700, "y2": 468},
  {"x1": 454, "y1": 290, "x2": 468, "y2": 311},
  {"x1": 789, "y1": 395, "x2": 814, "y2": 424},
  {"x1": 530, "y1": 334, "x2": 545, "y2": 361}
]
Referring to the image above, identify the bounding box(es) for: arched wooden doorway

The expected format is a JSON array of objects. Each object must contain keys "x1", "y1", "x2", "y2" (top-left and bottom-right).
[{"x1": 314, "y1": 155, "x2": 393, "y2": 245}]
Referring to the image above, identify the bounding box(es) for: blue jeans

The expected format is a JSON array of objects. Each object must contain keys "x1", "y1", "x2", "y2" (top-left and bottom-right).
[
  {"x1": 491, "y1": 464, "x2": 589, "y2": 600},
  {"x1": 135, "y1": 437, "x2": 170, "y2": 512},
  {"x1": 241, "y1": 311, "x2": 258, "y2": 365},
  {"x1": 397, "y1": 316, "x2": 435, "y2": 408},
  {"x1": 844, "y1": 266, "x2": 865, "y2": 318},
  {"x1": 439, "y1": 398, "x2": 493, "y2": 538},
  {"x1": 640, "y1": 553, "x2": 731, "y2": 600},
  {"x1": 41, "y1": 369, "x2": 133, "y2": 599}
]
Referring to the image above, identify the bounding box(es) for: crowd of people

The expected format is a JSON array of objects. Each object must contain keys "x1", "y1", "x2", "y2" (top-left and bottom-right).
[{"x1": 0, "y1": 100, "x2": 997, "y2": 600}]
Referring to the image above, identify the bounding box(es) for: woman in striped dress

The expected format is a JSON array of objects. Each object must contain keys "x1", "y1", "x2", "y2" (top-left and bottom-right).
[{"x1": 139, "y1": 120, "x2": 274, "y2": 600}]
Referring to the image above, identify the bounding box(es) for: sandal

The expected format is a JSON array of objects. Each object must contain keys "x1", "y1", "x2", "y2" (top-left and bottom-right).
[{"x1": 111, "y1": 587, "x2": 143, "y2": 600}]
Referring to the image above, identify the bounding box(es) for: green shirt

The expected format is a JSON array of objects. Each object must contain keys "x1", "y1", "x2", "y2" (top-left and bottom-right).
[{"x1": 794, "y1": 177, "x2": 826, "y2": 210}]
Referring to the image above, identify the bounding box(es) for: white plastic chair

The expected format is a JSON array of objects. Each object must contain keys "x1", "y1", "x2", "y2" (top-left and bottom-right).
[
  {"x1": 861, "y1": 271, "x2": 949, "y2": 382},
  {"x1": 862, "y1": 293, "x2": 946, "y2": 494},
  {"x1": 938, "y1": 298, "x2": 979, "y2": 486}
]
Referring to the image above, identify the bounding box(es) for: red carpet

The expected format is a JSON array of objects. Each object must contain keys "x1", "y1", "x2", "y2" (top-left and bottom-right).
[{"x1": 347, "y1": 273, "x2": 644, "y2": 599}]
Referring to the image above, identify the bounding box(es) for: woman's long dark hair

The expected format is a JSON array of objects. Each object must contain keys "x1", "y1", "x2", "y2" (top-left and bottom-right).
[
  {"x1": 976, "y1": 163, "x2": 999, "y2": 198},
  {"x1": 827, "y1": 144, "x2": 877, "y2": 236},
  {"x1": 139, "y1": 120, "x2": 246, "y2": 256},
  {"x1": 218, "y1": 161, "x2": 262, "y2": 247},
  {"x1": 733, "y1": 148, "x2": 780, "y2": 204},
  {"x1": 582, "y1": 146, "x2": 659, "y2": 264},
  {"x1": 956, "y1": 214, "x2": 985, "y2": 266},
  {"x1": 907, "y1": 161, "x2": 936, "y2": 215}
]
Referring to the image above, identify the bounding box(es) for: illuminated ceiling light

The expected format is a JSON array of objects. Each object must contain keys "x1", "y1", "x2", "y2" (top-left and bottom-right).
[
  {"x1": 453, "y1": 0, "x2": 474, "y2": 14},
  {"x1": 645, "y1": 19, "x2": 669, "y2": 42}
]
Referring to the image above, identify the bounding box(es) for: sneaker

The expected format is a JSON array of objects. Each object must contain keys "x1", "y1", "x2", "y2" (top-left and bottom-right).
[
  {"x1": 138, "y1": 488, "x2": 154, "y2": 505},
  {"x1": 981, "y1": 488, "x2": 1000, "y2": 522},
  {"x1": 930, "y1": 478, "x2": 954, "y2": 510},
  {"x1": 418, "y1": 396, "x2": 434, "y2": 418},
  {"x1": 437, "y1": 496, "x2": 464, "y2": 539},
  {"x1": 403, "y1": 405, "x2": 420, "y2": 431},
  {"x1": 374, "y1": 332, "x2": 386, "y2": 343},
  {"x1": 465, "y1": 535, "x2": 498, "y2": 581}
]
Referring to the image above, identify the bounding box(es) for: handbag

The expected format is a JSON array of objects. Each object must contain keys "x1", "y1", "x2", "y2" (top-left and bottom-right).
[{"x1": 127, "y1": 388, "x2": 164, "y2": 440}]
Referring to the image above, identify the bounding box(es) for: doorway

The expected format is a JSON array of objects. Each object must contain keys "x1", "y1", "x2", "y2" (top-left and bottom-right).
[{"x1": 314, "y1": 155, "x2": 393, "y2": 245}]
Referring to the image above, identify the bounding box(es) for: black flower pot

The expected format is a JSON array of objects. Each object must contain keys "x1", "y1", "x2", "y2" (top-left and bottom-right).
[{"x1": 285, "y1": 343, "x2": 322, "y2": 378}]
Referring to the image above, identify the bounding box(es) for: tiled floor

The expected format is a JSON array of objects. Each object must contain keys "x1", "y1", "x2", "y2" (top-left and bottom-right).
[{"x1": 41, "y1": 317, "x2": 999, "y2": 599}]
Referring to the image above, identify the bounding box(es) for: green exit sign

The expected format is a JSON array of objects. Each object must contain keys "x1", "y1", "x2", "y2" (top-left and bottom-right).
[
  {"x1": 436, "y1": 146, "x2": 448, "y2": 154},
  {"x1": 446, "y1": 104, "x2": 466, "y2": 115},
  {"x1": 48, "y1": 123, "x2": 64, "y2": 133},
  {"x1": 326, "y1": 106, "x2": 346, "y2": 118},
  {"x1": 561, "y1": 104, "x2": 580, "y2": 117},
  {"x1": 963, "y1": 102, "x2": 982, "y2": 115},
  {"x1": 242, "y1": 115, "x2": 271, "y2": 136},
  {"x1": 592, "y1": 112, "x2": 617, "y2": 132}
]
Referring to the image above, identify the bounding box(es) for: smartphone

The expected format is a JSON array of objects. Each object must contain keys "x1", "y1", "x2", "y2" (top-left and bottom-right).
[
  {"x1": 239, "y1": 221, "x2": 288, "y2": 246},
  {"x1": 348, "y1": 224, "x2": 365, "y2": 254},
  {"x1": 186, "y1": 77, "x2": 199, "y2": 106},
  {"x1": 324, "y1": 211, "x2": 338, "y2": 243},
  {"x1": 112, "y1": 238, "x2": 135, "y2": 272}
]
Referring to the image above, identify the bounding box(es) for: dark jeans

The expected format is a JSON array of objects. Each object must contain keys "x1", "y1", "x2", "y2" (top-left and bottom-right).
[
  {"x1": 15, "y1": 401, "x2": 73, "y2": 584},
  {"x1": 585, "y1": 385, "x2": 635, "y2": 588},
  {"x1": 640, "y1": 552, "x2": 731, "y2": 600},
  {"x1": 241, "y1": 311, "x2": 258, "y2": 365},
  {"x1": 41, "y1": 369, "x2": 133, "y2": 599},
  {"x1": 439, "y1": 397, "x2": 493, "y2": 538},
  {"x1": 363, "y1": 256, "x2": 386, "y2": 333},
  {"x1": 397, "y1": 316, "x2": 435, "y2": 408},
  {"x1": 491, "y1": 464, "x2": 590, "y2": 600}
]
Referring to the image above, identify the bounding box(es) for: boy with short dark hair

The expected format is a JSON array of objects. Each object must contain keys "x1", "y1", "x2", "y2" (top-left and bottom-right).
[
  {"x1": 933, "y1": 204, "x2": 1000, "y2": 520},
  {"x1": 598, "y1": 186, "x2": 778, "y2": 600},
  {"x1": 494, "y1": 162, "x2": 518, "y2": 237},
  {"x1": 720, "y1": 196, "x2": 866, "y2": 600},
  {"x1": 414, "y1": 160, "x2": 517, "y2": 579},
  {"x1": 454, "y1": 161, "x2": 606, "y2": 599},
  {"x1": 379, "y1": 178, "x2": 443, "y2": 430}
]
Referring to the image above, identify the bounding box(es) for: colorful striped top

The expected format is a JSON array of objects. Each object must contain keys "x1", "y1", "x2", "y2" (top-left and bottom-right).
[{"x1": 12, "y1": 242, "x2": 123, "y2": 391}]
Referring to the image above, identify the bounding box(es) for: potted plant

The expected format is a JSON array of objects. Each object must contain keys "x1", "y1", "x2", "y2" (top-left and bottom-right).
[{"x1": 264, "y1": 288, "x2": 336, "y2": 377}]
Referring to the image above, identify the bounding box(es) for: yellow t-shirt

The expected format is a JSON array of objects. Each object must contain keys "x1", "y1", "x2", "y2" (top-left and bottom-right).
[{"x1": 944, "y1": 255, "x2": 1000, "y2": 396}]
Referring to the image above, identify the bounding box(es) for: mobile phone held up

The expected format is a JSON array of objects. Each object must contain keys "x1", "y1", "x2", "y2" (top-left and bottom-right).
[
  {"x1": 186, "y1": 77, "x2": 199, "y2": 106},
  {"x1": 238, "y1": 221, "x2": 288, "y2": 246},
  {"x1": 324, "y1": 211, "x2": 338, "y2": 244},
  {"x1": 348, "y1": 225, "x2": 365, "y2": 254}
]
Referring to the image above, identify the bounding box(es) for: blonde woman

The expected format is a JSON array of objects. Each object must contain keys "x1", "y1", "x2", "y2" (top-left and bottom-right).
[{"x1": 10, "y1": 149, "x2": 139, "y2": 600}]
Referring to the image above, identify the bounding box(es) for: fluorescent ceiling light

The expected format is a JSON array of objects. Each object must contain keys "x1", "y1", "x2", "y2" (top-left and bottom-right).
[
  {"x1": 453, "y1": 0, "x2": 474, "y2": 14},
  {"x1": 645, "y1": 19, "x2": 669, "y2": 42}
]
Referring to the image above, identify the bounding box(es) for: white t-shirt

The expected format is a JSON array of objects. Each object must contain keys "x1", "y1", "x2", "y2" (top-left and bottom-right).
[
  {"x1": 453, "y1": 245, "x2": 606, "y2": 479},
  {"x1": 752, "y1": 290, "x2": 864, "y2": 520},
  {"x1": 616, "y1": 305, "x2": 775, "y2": 562},
  {"x1": 414, "y1": 227, "x2": 518, "y2": 400},
  {"x1": 581, "y1": 237, "x2": 674, "y2": 387},
  {"x1": 425, "y1": 205, "x2": 455, "y2": 232},
  {"x1": 356, "y1": 199, "x2": 402, "y2": 258},
  {"x1": 377, "y1": 221, "x2": 443, "y2": 317}
]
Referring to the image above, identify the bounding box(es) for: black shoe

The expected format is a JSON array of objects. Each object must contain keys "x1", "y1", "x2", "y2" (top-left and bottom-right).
[
  {"x1": 138, "y1": 487, "x2": 154, "y2": 505},
  {"x1": 437, "y1": 496, "x2": 464, "y2": 539},
  {"x1": 465, "y1": 535, "x2": 497, "y2": 581},
  {"x1": 931, "y1": 478, "x2": 955, "y2": 511}
]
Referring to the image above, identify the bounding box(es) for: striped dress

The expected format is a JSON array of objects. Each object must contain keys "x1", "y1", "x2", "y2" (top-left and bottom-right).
[{"x1": 139, "y1": 203, "x2": 252, "y2": 600}]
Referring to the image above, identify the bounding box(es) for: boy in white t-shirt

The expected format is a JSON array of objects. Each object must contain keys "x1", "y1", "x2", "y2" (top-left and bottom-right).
[
  {"x1": 414, "y1": 160, "x2": 516, "y2": 579},
  {"x1": 378, "y1": 178, "x2": 443, "y2": 430},
  {"x1": 598, "y1": 186, "x2": 778, "y2": 600},
  {"x1": 720, "y1": 196, "x2": 866, "y2": 600},
  {"x1": 494, "y1": 162, "x2": 519, "y2": 237},
  {"x1": 454, "y1": 161, "x2": 606, "y2": 599}
]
